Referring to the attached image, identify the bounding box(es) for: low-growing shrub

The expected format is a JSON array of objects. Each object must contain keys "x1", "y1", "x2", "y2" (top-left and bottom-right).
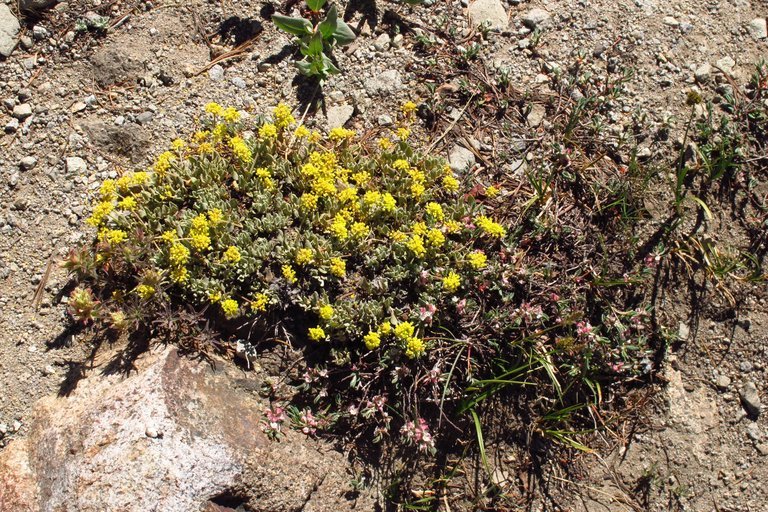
[{"x1": 65, "y1": 101, "x2": 652, "y2": 454}]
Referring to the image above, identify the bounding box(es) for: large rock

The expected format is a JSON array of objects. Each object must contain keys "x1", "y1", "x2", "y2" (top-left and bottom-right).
[
  {"x1": 0, "y1": 347, "x2": 374, "y2": 512},
  {"x1": 19, "y1": 0, "x2": 59, "y2": 14},
  {"x1": 467, "y1": 0, "x2": 508, "y2": 31},
  {"x1": 0, "y1": 4, "x2": 20, "y2": 59}
]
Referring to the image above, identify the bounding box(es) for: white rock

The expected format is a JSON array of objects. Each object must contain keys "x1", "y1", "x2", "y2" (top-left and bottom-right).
[
  {"x1": 449, "y1": 145, "x2": 476, "y2": 172},
  {"x1": 0, "y1": 5, "x2": 20, "y2": 58},
  {"x1": 694, "y1": 63, "x2": 712, "y2": 83},
  {"x1": 521, "y1": 8, "x2": 551, "y2": 29},
  {"x1": 468, "y1": 0, "x2": 509, "y2": 31},
  {"x1": 716, "y1": 56, "x2": 736, "y2": 75},
  {"x1": 748, "y1": 18, "x2": 767, "y2": 39},
  {"x1": 326, "y1": 103, "x2": 354, "y2": 130},
  {"x1": 12, "y1": 104, "x2": 33, "y2": 120},
  {"x1": 208, "y1": 64, "x2": 225, "y2": 81},
  {"x1": 66, "y1": 157, "x2": 87, "y2": 174},
  {"x1": 527, "y1": 103, "x2": 546, "y2": 127},
  {"x1": 19, "y1": 156, "x2": 37, "y2": 170}
]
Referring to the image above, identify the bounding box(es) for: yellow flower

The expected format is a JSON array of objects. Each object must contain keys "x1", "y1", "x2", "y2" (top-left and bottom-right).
[
  {"x1": 425, "y1": 202, "x2": 444, "y2": 222},
  {"x1": 410, "y1": 182, "x2": 425, "y2": 198},
  {"x1": 170, "y1": 266, "x2": 189, "y2": 284},
  {"x1": 190, "y1": 232, "x2": 211, "y2": 252},
  {"x1": 116, "y1": 175, "x2": 132, "y2": 192},
  {"x1": 475, "y1": 215, "x2": 506, "y2": 238},
  {"x1": 295, "y1": 248, "x2": 314, "y2": 266},
  {"x1": 378, "y1": 137, "x2": 393, "y2": 150},
  {"x1": 393, "y1": 159, "x2": 410, "y2": 172},
  {"x1": 394, "y1": 321, "x2": 415, "y2": 340},
  {"x1": 308, "y1": 326, "x2": 326, "y2": 341},
  {"x1": 318, "y1": 304, "x2": 334, "y2": 321},
  {"x1": 442, "y1": 174, "x2": 459, "y2": 192},
  {"x1": 250, "y1": 293, "x2": 269, "y2": 312},
  {"x1": 131, "y1": 172, "x2": 149, "y2": 187},
  {"x1": 134, "y1": 284, "x2": 155, "y2": 300},
  {"x1": 87, "y1": 201, "x2": 114, "y2": 226},
  {"x1": 380, "y1": 192, "x2": 396, "y2": 212},
  {"x1": 329, "y1": 257, "x2": 346, "y2": 277},
  {"x1": 160, "y1": 230, "x2": 177, "y2": 244},
  {"x1": 395, "y1": 127, "x2": 410, "y2": 141},
  {"x1": 169, "y1": 242, "x2": 190, "y2": 266},
  {"x1": 442, "y1": 272, "x2": 461, "y2": 293},
  {"x1": 406, "y1": 235, "x2": 426, "y2": 257},
  {"x1": 192, "y1": 130, "x2": 210, "y2": 143},
  {"x1": 171, "y1": 138, "x2": 186, "y2": 151},
  {"x1": 205, "y1": 102, "x2": 223, "y2": 116},
  {"x1": 363, "y1": 331, "x2": 381, "y2": 350},
  {"x1": 485, "y1": 185, "x2": 500, "y2": 198},
  {"x1": 351, "y1": 171, "x2": 371, "y2": 186},
  {"x1": 256, "y1": 167, "x2": 275, "y2": 190},
  {"x1": 427, "y1": 229, "x2": 445, "y2": 247},
  {"x1": 328, "y1": 215, "x2": 349, "y2": 240},
  {"x1": 100, "y1": 179, "x2": 116, "y2": 200},
  {"x1": 229, "y1": 136, "x2": 253, "y2": 163},
  {"x1": 223, "y1": 246, "x2": 241, "y2": 264},
  {"x1": 468, "y1": 251, "x2": 488, "y2": 269},
  {"x1": 444, "y1": 220, "x2": 461, "y2": 233},
  {"x1": 389, "y1": 230, "x2": 407, "y2": 242},
  {"x1": 362, "y1": 190, "x2": 382, "y2": 208},
  {"x1": 408, "y1": 168, "x2": 426, "y2": 184},
  {"x1": 102, "y1": 229, "x2": 128, "y2": 244},
  {"x1": 192, "y1": 213, "x2": 211, "y2": 231},
  {"x1": 208, "y1": 291, "x2": 222, "y2": 303},
  {"x1": 337, "y1": 187, "x2": 357, "y2": 204},
  {"x1": 282, "y1": 264, "x2": 298, "y2": 284},
  {"x1": 412, "y1": 222, "x2": 427, "y2": 236},
  {"x1": 221, "y1": 298, "x2": 239, "y2": 319},
  {"x1": 119, "y1": 195, "x2": 137, "y2": 211},
  {"x1": 273, "y1": 103, "x2": 295, "y2": 129},
  {"x1": 350, "y1": 222, "x2": 370, "y2": 239},
  {"x1": 300, "y1": 193, "x2": 319, "y2": 211},
  {"x1": 259, "y1": 123, "x2": 278, "y2": 140},
  {"x1": 212, "y1": 123, "x2": 228, "y2": 141},
  {"x1": 401, "y1": 101, "x2": 417, "y2": 114},
  {"x1": 222, "y1": 107, "x2": 241, "y2": 123},
  {"x1": 311, "y1": 176, "x2": 336, "y2": 197},
  {"x1": 378, "y1": 321, "x2": 392, "y2": 335},
  {"x1": 404, "y1": 336, "x2": 425, "y2": 358},
  {"x1": 294, "y1": 125, "x2": 310, "y2": 138},
  {"x1": 328, "y1": 127, "x2": 356, "y2": 142},
  {"x1": 309, "y1": 130, "x2": 322, "y2": 143},
  {"x1": 197, "y1": 142, "x2": 214, "y2": 154},
  {"x1": 207, "y1": 209, "x2": 224, "y2": 226}
]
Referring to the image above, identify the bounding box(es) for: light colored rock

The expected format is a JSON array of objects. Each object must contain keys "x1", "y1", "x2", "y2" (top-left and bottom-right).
[
  {"x1": 12, "y1": 104, "x2": 32, "y2": 120},
  {"x1": 66, "y1": 157, "x2": 87, "y2": 174},
  {"x1": 716, "y1": 56, "x2": 735, "y2": 75},
  {"x1": 364, "y1": 69, "x2": 403, "y2": 96},
  {"x1": 741, "y1": 381, "x2": 762, "y2": 418},
  {"x1": 0, "y1": 347, "x2": 374, "y2": 512},
  {"x1": 521, "y1": 8, "x2": 551, "y2": 29},
  {"x1": 468, "y1": 0, "x2": 509, "y2": 31},
  {"x1": 0, "y1": 5, "x2": 20, "y2": 59},
  {"x1": 694, "y1": 63, "x2": 712, "y2": 83},
  {"x1": 527, "y1": 103, "x2": 546, "y2": 127},
  {"x1": 747, "y1": 18, "x2": 767, "y2": 39},
  {"x1": 326, "y1": 103, "x2": 354, "y2": 130},
  {"x1": 19, "y1": 156, "x2": 37, "y2": 170},
  {"x1": 449, "y1": 145, "x2": 476, "y2": 172},
  {"x1": 208, "y1": 64, "x2": 225, "y2": 81}
]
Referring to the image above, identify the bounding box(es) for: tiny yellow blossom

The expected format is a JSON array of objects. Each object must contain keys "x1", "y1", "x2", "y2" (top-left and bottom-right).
[
  {"x1": 404, "y1": 336, "x2": 425, "y2": 358},
  {"x1": 295, "y1": 248, "x2": 314, "y2": 266},
  {"x1": 389, "y1": 230, "x2": 407, "y2": 242},
  {"x1": 442, "y1": 174, "x2": 459, "y2": 192},
  {"x1": 394, "y1": 321, "x2": 415, "y2": 340},
  {"x1": 171, "y1": 138, "x2": 186, "y2": 151},
  {"x1": 170, "y1": 266, "x2": 189, "y2": 284},
  {"x1": 205, "y1": 102, "x2": 223, "y2": 116},
  {"x1": 468, "y1": 251, "x2": 488, "y2": 269},
  {"x1": 223, "y1": 246, "x2": 241, "y2": 264},
  {"x1": 197, "y1": 142, "x2": 214, "y2": 154},
  {"x1": 87, "y1": 201, "x2": 114, "y2": 227},
  {"x1": 363, "y1": 331, "x2": 381, "y2": 350},
  {"x1": 328, "y1": 215, "x2": 349, "y2": 240},
  {"x1": 337, "y1": 187, "x2": 357, "y2": 204},
  {"x1": 378, "y1": 321, "x2": 392, "y2": 335},
  {"x1": 393, "y1": 159, "x2": 411, "y2": 172},
  {"x1": 273, "y1": 103, "x2": 295, "y2": 129},
  {"x1": 442, "y1": 272, "x2": 461, "y2": 293},
  {"x1": 427, "y1": 229, "x2": 445, "y2": 247},
  {"x1": 160, "y1": 230, "x2": 177, "y2": 244},
  {"x1": 222, "y1": 107, "x2": 241, "y2": 123},
  {"x1": 282, "y1": 264, "x2": 298, "y2": 284},
  {"x1": 259, "y1": 123, "x2": 278, "y2": 140},
  {"x1": 328, "y1": 127, "x2": 356, "y2": 142},
  {"x1": 100, "y1": 180, "x2": 117, "y2": 200},
  {"x1": 119, "y1": 195, "x2": 137, "y2": 211},
  {"x1": 169, "y1": 242, "x2": 190, "y2": 266},
  {"x1": 401, "y1": 101, "x2": 418, "y2": 114},
  {"x1": 350, "y1": 222, "x2": 370, "y2": 239},
  {"x1": 378, "y1": 137, "x2": 393, "y2": 150},
  {"x1": 134, "y1": 284, "x2": 156, "y2": 300},
  {"x1": 294, "y1": 125, "x2": 310, "y2": 138},
  {"x1": 190, "y1": 232, "x2": 211, "y2": 252},
  {"x1": 425, "y1": 202, "x2": 444, "y2": 222},
  {"x1": 308, "y1": 326, "x2": 326, "y2": 341},
  {"x1": 485, "y1": 185, "x2": 500, "y2": 198},
  {"x1": 207, "y1": 209, "x2": 224, "y2": 226},
  {"x1": 329, "y1": 257, "x2": 346, "y2": 277},
  {"x1": 318, "y1": 304, "x2": 334, "y2": 321},
  {"x1": 229, "y1": 136, "x2": 253, "y2": 163},
  {"x1": 410, "y1": 182, "x2": 425, "y2": 198},
  {"x1": 208, "y1": 291, "x2": 223, "y2": 303},
  {"x1": 395, "y1": 127, "x2": 411, "y2": 141},
  {"x1": 444, "y1": 220, "x2": 461, "y2": 233},
  {"x1": 300, "y1": 193, "x2": 319, "y2": 211},
  {"x1": 475, "y1": 215, "x2": 507, "y2": 238},
  {"x1": 380, "y1": 192, "x2": 396, "y2": 212},
  {"x1": 102, "y1": 229, "x2": 128, "y2": 245},
  {"x1": 351, "y1": 171, "x2": 371, "y2": 186},
  {"x1": 221, "y1": 298, "x2": 239, "y2": 319},
  {"x1": 251, "y1": 293, "x2": 269, "y2": 312}
]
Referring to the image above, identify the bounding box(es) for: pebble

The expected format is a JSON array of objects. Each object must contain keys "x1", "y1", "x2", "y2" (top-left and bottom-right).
[
  {"x1": 448, "y1": 145, "x2": 476, "y2": 172},
  {"x1": 66, "y1": 157, "x2": 87, "y2": 174},
  {"x1": 5, "y1": 118, "x2": 19, "y2": 133},
  {"x1": 663, "y1": 16, "x2": 679, "y2": 27},
  {"x1": 208, "y1": 64, "x2": 225, "y2": 81},
  {"x1": 521, "y1": 8, "x2": 551, "y2": 30},
  {"x1": 136, "y1": 111, "x2": 154, "y2": 125},
  {"x1": 716, "y1": 56, "x2": 735, "y2": 75},
  {"x1": 747, "y1": 18, "x2": 767, "y2": 40},
  {"x1": 231, "y1": 77, "x2": 247, "y2": 89},
  {"x1": 12, "y1": 103, "x2": 33, "y2": 120},
  {"x1": 19, "y1": 156, "x2": 37, "y2": 170},
  {"x1": 372, "y1": 33, "x2": 390, "y2": 52},
  {"x1": 694, "y1": 63, "x2": 712, "y2": 83},
  {"x1": 740, "y1": 381, "x2": 762, "y2": 418},
  {"x1": 715, "y1": 375, "x2": 731, "y2": 391},
  {"x1": 678, "y1": 322, "x2": 690, "y2": 341},
  {"x1": 377, "y1": 114, "x2": 393, "y2": 126},
  {"x1": 467, "y1": 0, "x2": 509, "y2": 31},
  {"x1": 527, "y1": 103, "x2": 546, "y2": 127},
  {"x1": 32, "y1": 25, "x2": 49, "y2": 40}
]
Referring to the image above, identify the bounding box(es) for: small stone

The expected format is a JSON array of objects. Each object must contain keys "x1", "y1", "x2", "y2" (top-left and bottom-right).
[
  {"x1": 740, "y1": 381, "x2": 762, "y2": 418},
  {"x1": 521, "y1": 8, "x2": 551, "y2": 29},
  {"x1": 637, "y1": 147, "x2": 652, "y2": 159},
  {"x1": 19, "y1": 156, "x2": 37, "y2": 170},
  {"x1": 377, "y1": 114, "x2": 393, "y2": 126},
  {"x1": 716, "y1": 56, "x2": 735, "y2": 75},
  {"x1": 231, "y1": 77, "x2": 246, "y2": 89},
  {"x1": 694, "y1": 63, "x2": 712, "y2": 83},
  {"x1": 0, "y1": 4, "x2": 20, "y2": 58},
  {"x1": 449, "y1": 145, "x2": 475, "y2": 172},
  {"x1": 208, "y1": 65, "x2": 225, "y2": 81},
  {"x1": 5, "y1": 118, "x2": 19, "y2": 133},
  {"x1": 66, "y1": 157, "x2": 87, "y2": 174},
  {"x1": 114, "y1": 116, "x2": 125, "y2": 126},
  {"x1": 715, "y1": 375, "x2": 731, "y2": 391},
  {"x1": 527, "y1": 103, "x2": 546, "y2": 127},
  {"x1": 372, "y1": 33, "x2": 390, "y2": 52},
  {"x1": 70, "y1": 101, "x2": 86, "y2": 113},
  {"x1": 662, "y1": 16, "x2": 679, "y2": 27},
  {"x1": 468, "y1": 0, "x2": 509, "y2": 31},
  {"x1": 677, "y1": 322, "x2": 690, "y2": 341},
  {"x1": 32, "y1": 25, "x2": 49, "y2": 40},
  {"x1": 12, "y1": 421, "x2": 21, "y2": 432},
  {"x1": 757, "y1": 443, "x2": 768, "y2": 456},
  {"x1": 42, "y1": 365, "x2": 56, "y2": 376},
  {"x1": 326, "y1": 103, "x2": 354, "y2": 130},
  {"x1": 145, "y1": 427, "x2": 160, "y2": 438},
  {"x1": 746, "y1": 422, "x2": 762, "y2": 442},
  {"x1": 136, "y1": 111, "x2": 154, "y2": 125},
  {"x1": 0, "y1": 423, "x2": 7, "y2": 434},
  {"x1": 747, "y1": 18, "x2": 767, "y2": 40},
  {"x1": 364, "y1": 69, "x2": 403, "y2": 96},
  {"x1": 12, "y1": 104, "x2": 33, "y2": 120}
]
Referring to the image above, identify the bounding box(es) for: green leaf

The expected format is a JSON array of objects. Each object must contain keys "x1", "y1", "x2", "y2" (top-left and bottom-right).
[
  {"x1": 306, "y1": 0, "x2": 326, "y2": 12},
  {"x1": 321, "y1": 52, "x2": 340, "y2": 75},
  {"x1": 318, "y1": 5, "x2": 338, "y2": 40},
  {"x1": 307, "y1": 31, "x2": 324, "y2": 56},
  {"x1": 332, "y1": 18, "x2": 356, "y2": 45},
  {"x1": 272, "y1": 15, "x2": 312, "y2": 37}
]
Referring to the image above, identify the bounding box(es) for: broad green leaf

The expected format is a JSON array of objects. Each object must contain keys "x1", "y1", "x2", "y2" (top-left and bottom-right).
[
  {"x1": 332, "y1": 19, "x2": 356, "y2": 45},
  {"x1": 272, "y1": 15, "x2": 312, "y2": 37},
  {"x1": 321, "y1": 52, "x2": 340, "y2": 75},
  {"x1": 306, "y1": 0, "x2": 327, "y2": 12},
  {"x1": 307, "y1": 32, "x2": 324, "y2": 56},
  {"x1": 318, "y1": 5, "x2": 338, "y2": 40}
]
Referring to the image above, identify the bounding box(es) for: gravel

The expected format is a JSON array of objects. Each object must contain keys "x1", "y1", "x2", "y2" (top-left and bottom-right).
[{"x1": 12, "y1": 104, "x2": 33, "y2": 120}]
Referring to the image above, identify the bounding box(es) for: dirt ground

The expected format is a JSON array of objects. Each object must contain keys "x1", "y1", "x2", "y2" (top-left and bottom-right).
[{"x1": 1, "y1": 0, "x2": 766, "y2": 510}]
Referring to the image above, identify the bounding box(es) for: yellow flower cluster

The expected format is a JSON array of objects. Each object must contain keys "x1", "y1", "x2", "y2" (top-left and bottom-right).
[
  {"x1": 273, "y1": 103, "x2": 295, "y2": 129},
  {"x1": 259, "y1": 123, "x2": 278, "y2": 140},
  {"x1": 223, "y1": 246, "x2": 241, "y2": 264},
  {"x1": 308, "y1": 326, "x2": 326, "y2": 341},
  {"x1": 282, "y1": 264, "x2": 298, "y2": 284},
  {"x1": 189, "y1": 213, "x2": 212, "y2": 252},
  {"x1": 229, "y1": 136, "x2": 252, "y2": 163},
  {"x1": 250, "y1": 293, "x2": 269, "y2": 312},
  {"x1": 221, "y1": 298, "x2": 239, "y2": 319},
  {"x1": 318, "y1": 304, "x2": 334, "y2": 321},
  {"x1": 442, "y1": 272, "x2": 461, "y2": 293},
  {"x1": 392, "y1": 321, "x2": 425, "y2": 358},
  {"x1": 329, "y1": 257, "x2": 346, "y2": 277},
  {"x1": 134, "y1": 284, "x2": 155, "y2": 300},
  {"x1": 475, "y1": 215, "x2": 507, "y2": 238},
  {"x1": 467, "y1": 251, "x2": 488, "y2": 269},
  {"x1": 295, "y1": 248, "x2": 314, "y2": 266},
  {"x1": 328, "y1": 127, "x2": 356, "y2": 142}
]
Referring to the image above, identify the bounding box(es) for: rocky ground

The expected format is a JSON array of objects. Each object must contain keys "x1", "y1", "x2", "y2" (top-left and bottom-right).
[{"x1": 0, "y1": 0, "x2": 766, "y2": 510}]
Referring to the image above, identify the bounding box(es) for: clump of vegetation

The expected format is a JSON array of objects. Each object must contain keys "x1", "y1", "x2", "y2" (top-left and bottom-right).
[
  {"x1": 65, "y1": 100, "x2": 655, "y2": 462},
  {"x1": 272, "y1": 0, "x2": 355, "y2": 79}
]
